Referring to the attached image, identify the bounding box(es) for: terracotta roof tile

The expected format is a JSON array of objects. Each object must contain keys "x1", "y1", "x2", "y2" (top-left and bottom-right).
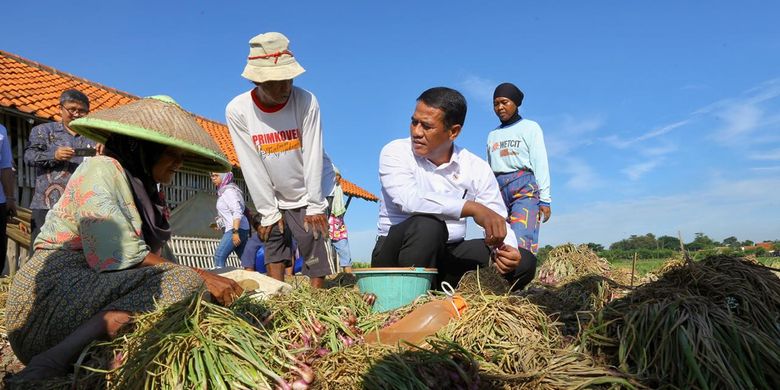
[
  {"x1": 340, "y1": 178, "x2": 378, "y2": 202},
  {"x1": 0, "y1": 49, "x2": 377, "y2": 202}
]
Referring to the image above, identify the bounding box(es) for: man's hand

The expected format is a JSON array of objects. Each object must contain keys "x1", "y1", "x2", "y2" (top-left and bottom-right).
[
  {"x1": 462, "y1": 201, "x2": 506, "y2": 247},
  {"x1": 195, "y1": 269, "x2": 244, "y2": 306},
  {"x1": 304, "y1": 214, "x2": 328, "y2": 240},
  {"x1": 539, "y1": 205, "x2": 551, "y2": 223},
  {"x1": 95, "y1": 143, "x2": 105, "y2": 155},
  {"x1": 258, "y1": 218, "x2": 285, "y2": 242},
  {"x1": 5, "y1": 198, "x2": 17, "y2": 218},
  {"x1": 231, "y1": 232, "x2": 241, "y2": 246},
  {"x1": 493, "y1": 244, "x2": 521, "y2": 275},
  {"x1": 55, "y1": 147, "x2": 75, "y2": 161}
]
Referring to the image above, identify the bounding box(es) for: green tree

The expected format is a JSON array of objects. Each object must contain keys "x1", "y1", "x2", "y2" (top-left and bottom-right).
[
  {"x1": 657, "y1": 235, "x2": 681, "y2": 250},
  {"x1": 537, "y1": 245, "x2": 554, "y2": 263},
  {"x1": 722, "y1": 236, "x2": 740, "y2": 248},
  {"x1": 687, "y1": 233, "x2": 716, "y2": 251},
  {"x1": 586, "y1": 242, "x2": 604, "y2": 252},
  {"x1": 609, "y1": 233, "x2": 657, "y2": 251}
]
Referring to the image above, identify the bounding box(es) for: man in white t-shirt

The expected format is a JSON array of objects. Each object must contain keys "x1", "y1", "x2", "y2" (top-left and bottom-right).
[
  {"x1": 373, "y1": 87, "x2": 538, "y2": 290},
  {"x1": 226, "y1": 32, "x2": 331, "y2": 288}
]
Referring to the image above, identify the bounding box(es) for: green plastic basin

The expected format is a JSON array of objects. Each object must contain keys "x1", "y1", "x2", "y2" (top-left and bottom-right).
[{"x1": 353, "y1": 267, "x2": 437, "y2": 312}]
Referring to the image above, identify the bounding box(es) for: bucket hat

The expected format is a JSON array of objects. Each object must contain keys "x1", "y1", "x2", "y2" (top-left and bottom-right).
[
  {"x1": 241, "y1": 32, "x2": 305, "y2": 83},
  {"x1": 69, "y1": 95, "x2": 231, "y2": 173}
]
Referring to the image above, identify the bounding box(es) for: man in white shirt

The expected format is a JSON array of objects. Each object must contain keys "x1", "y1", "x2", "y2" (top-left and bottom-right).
[
  {"x1": 372, "y1": 87, "x2": 537, "y2": 289},
  {"x1": 226, "y1": 32, "x2": 331, "y2": 287}
]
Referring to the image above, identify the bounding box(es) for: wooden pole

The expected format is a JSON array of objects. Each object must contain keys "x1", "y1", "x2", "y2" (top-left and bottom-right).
[
  {"x1": 678, "y1": 231, "x2": 693, "y2": 265},
  {"x1": 630, "y1": 252, "x2": 637, "y2": 287}
]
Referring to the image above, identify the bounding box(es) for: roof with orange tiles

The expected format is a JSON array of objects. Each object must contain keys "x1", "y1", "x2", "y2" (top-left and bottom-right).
[
  {"x1": 744, "y1": 242, "x2": 775, "y2": 251},
  {"x1": 0, "y1": 50, "x2": 378, "y2": 202}
]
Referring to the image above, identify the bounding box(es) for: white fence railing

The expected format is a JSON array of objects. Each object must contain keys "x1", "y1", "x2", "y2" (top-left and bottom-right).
[{"x1": 169, "y1": 236, "x2": 241, "y2": 269}]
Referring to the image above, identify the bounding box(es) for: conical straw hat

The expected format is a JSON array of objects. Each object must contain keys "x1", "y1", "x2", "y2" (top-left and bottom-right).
[{"x1": 69, "y1": 95, "x2": 231, "y2": 173}]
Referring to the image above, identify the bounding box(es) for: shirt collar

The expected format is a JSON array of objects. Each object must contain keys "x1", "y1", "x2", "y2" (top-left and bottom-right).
[{"x1": 419, "y1": 142, "x2": 463, "y2": 170}]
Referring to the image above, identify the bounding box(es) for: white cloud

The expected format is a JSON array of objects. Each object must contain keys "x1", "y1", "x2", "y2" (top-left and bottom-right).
[
  {"x1": 458, "y1": 75, "x2": 497, "y2": 106},
  {"x1": 640, "y1": 143, "x2": 678, "y2": 157},
  {"x1": 603, "y1": 120, "x2": 690, "y2": 149},
  {"x1": 691, "y1": 78, "x2": 780, "y2": 116},
  {"x1": 546, "y1": 114, "x2": 604, "y2": 155},
  {"x1": 680, "y1": 83, "x2": 709, "y2": 91},
  {"x1": 635, "y1": 120, "x2": 691, "y2": 143},
  {"x1": 713, "y1": 103, "x2": 763, "y2": 143},
  {"x1": 750, "y1": 166, "x2": 780, "y2": 173},
  {"x1": 557, "y1": 157, "x2": 602, "y2": 191},
  {"x1": 749, "y1": 148, "x2": 780, "y2": 161},
  {"x1": 604, "y1": 78, "x2": 780, "y2": 152},
  {"x1": 621, "y1": 160, "x2": 660, "y2": 181},
  {"x1": 542, "y1": 176, "x2": 780, "y2": 247}
]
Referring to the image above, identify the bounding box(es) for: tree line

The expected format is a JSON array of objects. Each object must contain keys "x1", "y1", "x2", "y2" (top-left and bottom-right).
[{"x1": 538, "y1": 233, "x2": 780, "y2": 261}]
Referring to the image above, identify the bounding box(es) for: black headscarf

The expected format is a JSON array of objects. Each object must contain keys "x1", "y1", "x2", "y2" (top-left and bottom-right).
[
  {"x1": 493, "y1": 83, "x2": 524, "y2": 127},
  {"x1": 103, "y1": 134, "x2": 171, "y2": 254}
]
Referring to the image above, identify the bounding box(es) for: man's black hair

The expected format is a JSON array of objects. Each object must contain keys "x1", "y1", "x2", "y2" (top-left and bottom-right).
[
  {"x1": 59, "y1": 89, "x2": 90, "y2": 109},
  {"x1": 252, "y1": 213, "x2": 263, "y2": 229},
  {"x1": 416, "y1": 87, "x2": 467, "y2": 129}
]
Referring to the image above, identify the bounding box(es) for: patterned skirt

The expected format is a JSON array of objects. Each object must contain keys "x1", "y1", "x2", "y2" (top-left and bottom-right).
[{"x1": 5, "y1": 249, "x2": 203, "y2": 364}]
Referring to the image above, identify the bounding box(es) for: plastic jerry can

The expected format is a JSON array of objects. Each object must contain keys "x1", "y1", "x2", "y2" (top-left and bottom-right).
[{"x1": 364, "y1": 295, "x2": 467, "y2": 346}]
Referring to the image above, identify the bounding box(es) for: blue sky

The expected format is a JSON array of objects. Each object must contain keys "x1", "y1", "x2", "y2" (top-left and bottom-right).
[{"x1": 3, "y1": 1, "x2": 779, "y2": 261}]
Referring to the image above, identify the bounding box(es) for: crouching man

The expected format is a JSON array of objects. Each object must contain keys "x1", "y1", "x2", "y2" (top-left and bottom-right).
[{"x1": 372, "y1": 87, "x2": 537, "y2": 290}]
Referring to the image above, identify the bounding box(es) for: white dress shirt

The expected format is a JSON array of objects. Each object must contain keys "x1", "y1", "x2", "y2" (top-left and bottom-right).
[{"x1": 377, "y1": 138, "x2": 518, "y2": 248}]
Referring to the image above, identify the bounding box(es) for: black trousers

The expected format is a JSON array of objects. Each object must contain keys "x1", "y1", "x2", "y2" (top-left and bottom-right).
[
  {"x1": 0, "y1": 203, "x2": 7, "y2": 274},
  {"x1": 371, "y1": 215, "x2": 537, "y2": 290}
]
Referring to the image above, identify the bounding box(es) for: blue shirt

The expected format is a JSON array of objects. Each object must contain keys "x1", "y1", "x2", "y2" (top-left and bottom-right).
[
  {"x1": 23, "y1": 122, "x2": 96, "y2": 209},
  {"x1": 486, "y1": 118, "x2": 552, "y2": 203},
  {"x1": 240, "y1": 234, "x2": 264, "y2": 269},
  {"x1": 0, "y1": 125, "x2": 13, "y2": 204}
]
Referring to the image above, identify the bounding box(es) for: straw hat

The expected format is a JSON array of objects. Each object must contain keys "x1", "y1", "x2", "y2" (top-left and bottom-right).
[
  {"x1": 69, "y1": 95, "x2": 231, "y2": 173},
  {"x1": 241, "y1": 32, "x2": 305, "y2": 83}
]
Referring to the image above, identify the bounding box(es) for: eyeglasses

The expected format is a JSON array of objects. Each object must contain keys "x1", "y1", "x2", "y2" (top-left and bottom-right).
[{"x1": 62, "y1": 105, "x2": 89, "y2": 117}]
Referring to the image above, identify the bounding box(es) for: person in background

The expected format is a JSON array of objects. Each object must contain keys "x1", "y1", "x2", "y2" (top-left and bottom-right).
[
  {"x1": 329, "y1": 171, "x2": 353, "y2": 273},
  {"x1": 5, "y1": 96, "x2": 242, "y2": 381},
  {"x1": 24, "y1": 89, "x2": 100, "y2": 248},
  {"x1": 210, "y1": 172, "x2": 250, "y2": 268},
  {"x1": 226, "y1": 32, "x2": 331, "y2": 288},
  {"x1": 372, "y1": 87, "x2": 536, "y2": 290},
  {"x1": 486, "y1": 82, "x2": 551, "y2": 255},
  {"x1": 0, "y1": 124, "x2": 17, "y2": 274},
  {"x1": 240, "y1": 213, "x2": 265, "y2": 271}
]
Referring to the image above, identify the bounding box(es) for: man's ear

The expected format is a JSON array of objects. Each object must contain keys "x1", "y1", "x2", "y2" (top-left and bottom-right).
[{"x1": 448, "y1": 124, "x2": 462, "y2": 140}]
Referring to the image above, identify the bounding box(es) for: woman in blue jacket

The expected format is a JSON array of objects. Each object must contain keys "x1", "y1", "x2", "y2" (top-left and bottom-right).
[{"x1": 486, "y1": 83, "x2": 551, "y2": 255}]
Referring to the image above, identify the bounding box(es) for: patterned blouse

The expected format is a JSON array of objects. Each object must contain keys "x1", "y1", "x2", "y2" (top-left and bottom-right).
[
  {"x1": 24, "y1": 122, "x2": 97, "y2": 209},
  {"x1": 329, "y1": 214, "x2": 348, "y2": 241},
  {"x1": 34, "y1": 156, "x2": 151, "y2": 271}
]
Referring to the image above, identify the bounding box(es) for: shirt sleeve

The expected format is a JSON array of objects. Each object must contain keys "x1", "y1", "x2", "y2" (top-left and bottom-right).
[
  {"x1": 379, "y1": 140, "x2": 466, "y2": 220},
  {"x1": 528, "y1": 123, "x2": 552, "y2": 203},
  {"x1": 66, "y1": 158, "x2": 150, "y2": 272},
  {"x1": 223, "y1": 187, "x2": 245, "y2": 221},
  {"x1": 24, "y1": 125, "x2": 59, "y2": 168},
  {"x1": 0, "y1": 126, "x2": 12, "y2": 169},
  {"x1": 225, "y1": 101, "x2": 282, "y2": 226},
  {"x1": 299, "y1": 93, "x2": 327, "y2": 215},
  {"x1": 472, "y1": 159, "x2": 518, "y2": 248}
]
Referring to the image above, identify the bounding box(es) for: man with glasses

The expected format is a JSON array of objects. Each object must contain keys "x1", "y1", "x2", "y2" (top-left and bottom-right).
[{"x1": 24, "y1": 89, "x2": 100, "y2": 249}]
